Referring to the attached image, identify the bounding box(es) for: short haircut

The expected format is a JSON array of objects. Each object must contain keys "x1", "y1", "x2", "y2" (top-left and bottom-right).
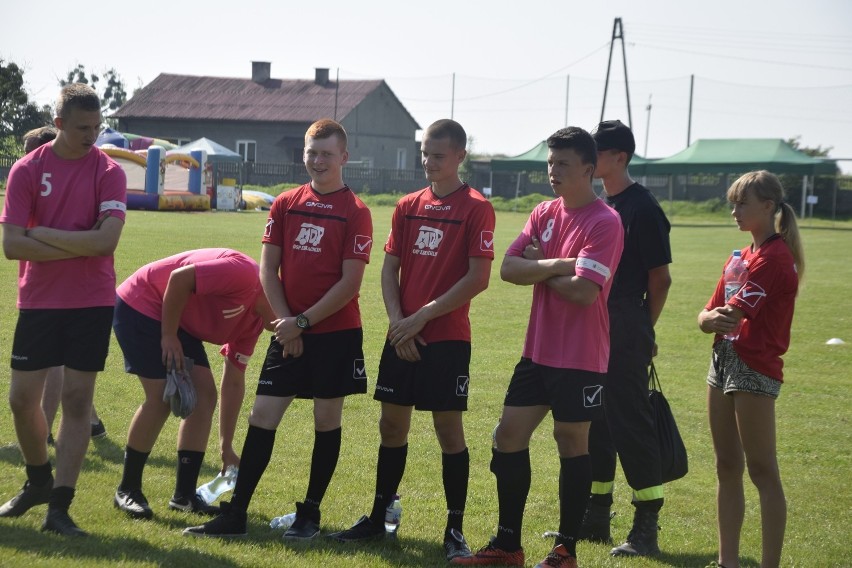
[
  {"x1": 424, "y1": 119, "x2": 467, "y2": 151},
  {"x1": 305, "y1": 118, "x2": 348, "y2": 149},
  {"x1": 546, "y1": 127, "x2": 597, "y2": 168},
  {"x1": 23, "y1": 126, "x2": 58, "y2": 153},
  {"x1": 55, "y1": 83, "x2": 101, "y2": 119}
]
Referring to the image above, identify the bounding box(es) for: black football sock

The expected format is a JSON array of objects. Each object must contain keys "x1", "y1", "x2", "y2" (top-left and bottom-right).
[
  {"x1": 26, "y1": 462, "x2": 52, "y2": 487},
  {"x1": 230, "y1": 425, "x2": 276, "y2": 512},
  {"x1": 119, "y1": 447, "x2": 149, "y2": 491},
  {"x1": 491, "y1": 448, "x2": 530, "y2": 552},
  {"x1": 557, "y1": 454, "x2": 592, "y2": 557},
  {"x1": 175, "y1": 450, "x2": 205, "y2": 500},
  {"x1": 443, "y1": 448, "x2": 469, "y2": 533},
  {"x1": 304, "y1": 427, "x2": 342, "y2": 509},
  {"x1": 369, "y1": 444, "x2": 408, "y2": 526}
]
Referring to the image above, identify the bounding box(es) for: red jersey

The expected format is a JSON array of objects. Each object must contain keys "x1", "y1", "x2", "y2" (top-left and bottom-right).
[
  {"x1": 385, "y1": 184, "x2": 495, "y2": 343},
  {"x1": 705, "y1": 235, "x2": 798, "y2": 381},
  {"x1": 262, "y1": 184, "x2": 372, "y2": 333},
  {"x1": 0, "y1": 143, "x2": 127, "y2": 308}
]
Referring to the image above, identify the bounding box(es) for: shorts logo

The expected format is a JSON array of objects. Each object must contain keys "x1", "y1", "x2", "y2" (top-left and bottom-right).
[
  {"x1": 456, "y1": 376, "x2": 470, "y2": 397},
  {"x1": 583, "y1": 385, "x2": 603, "y2": 407},
  {"x1": 737, "y1": 280, "x2": 766, "y2": 308},
  {"x1": 481, "y1": 231, "x2": 494, "y2": 251},
  {"x1": 413, "y1": 225, "x2": 443, "y2": 256},
  {"x1": 376, "y1": 384, "x2": 394, "y2": 393},
  {"x1": 294, "y1": 223, "x2": 324, "y2": 252},
  {"x1": 354, "y1": 235, "x2": 372, "y2": 256},
  {"x1": 353, "y1": 359, "x2": 367, "y2": 380},
  {"x1": 258, "y1": 379, "x2": 273, "y2": 385}
]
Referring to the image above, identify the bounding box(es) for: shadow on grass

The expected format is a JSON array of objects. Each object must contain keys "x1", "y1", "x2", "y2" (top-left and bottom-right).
[{"x1": 0, "y1": 522, "x2": 240, "y2": 567}]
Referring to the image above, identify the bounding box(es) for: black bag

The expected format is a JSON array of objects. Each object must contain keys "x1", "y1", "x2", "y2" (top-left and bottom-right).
[{"x1": 649, "y1": 362, "x2": 688, "y2": 483}]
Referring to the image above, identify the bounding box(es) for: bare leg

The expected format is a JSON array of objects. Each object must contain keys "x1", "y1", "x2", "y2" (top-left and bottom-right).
[
  {"x1": 54, "y1": 368, "x2": 96, "y2": 488},
  {"x1": 734, "y1": 393, "x2": 785, "y2": 568},
  {"x1": 708, "y1": 386, "x2": 745, "y2": 568},
  {"x1": 41, "y1": 366, "x2": 64, "y2": 435},
  {"x1": 9, "y1": 369, "x2": 50, "y2": 466}
]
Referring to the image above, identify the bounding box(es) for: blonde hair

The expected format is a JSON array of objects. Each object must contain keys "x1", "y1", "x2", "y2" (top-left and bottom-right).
[{"x1": 727, "y1": 170, "x2": 805, "y2": 280}]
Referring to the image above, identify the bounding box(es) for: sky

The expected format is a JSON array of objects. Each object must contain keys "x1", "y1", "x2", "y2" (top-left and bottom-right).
[{"x1": 4, "y1": 0, "x2": 852, "y2": 171}]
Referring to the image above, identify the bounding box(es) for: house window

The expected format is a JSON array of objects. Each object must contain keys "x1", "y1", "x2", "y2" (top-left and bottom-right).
[
  {"x1": 237, "y1": 140, "x2": 256, "y2": 162},
  {"x1": 396, "y1": 148, "x2": 407, "y2": 170}
]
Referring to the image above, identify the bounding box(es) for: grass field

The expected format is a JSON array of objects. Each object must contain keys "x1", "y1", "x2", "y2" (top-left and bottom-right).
[{"x1": 0, "y1": 204, "x2": 849, "y2": 567}]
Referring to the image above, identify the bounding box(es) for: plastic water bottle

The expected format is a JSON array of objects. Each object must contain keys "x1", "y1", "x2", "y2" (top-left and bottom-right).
[
  {"x1": 196, "y1": 465, "x2": 238, "y2": 505},
  {"x1": 723, "y1": 250, "x2": 747, "y2": 340},
  {"x1": 384, "y1": 495, "x2": 402, "y2": 537},
  {"x1": 269, "y1": 512, "x2": 296, "y2": 530}
]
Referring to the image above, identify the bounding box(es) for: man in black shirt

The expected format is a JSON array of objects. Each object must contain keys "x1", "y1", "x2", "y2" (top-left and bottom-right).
[{"x1": 582, "y1": 120, "x2": 673, "y2": 557}]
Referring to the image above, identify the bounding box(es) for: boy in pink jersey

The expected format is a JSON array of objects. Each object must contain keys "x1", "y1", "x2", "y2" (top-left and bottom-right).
[
  {"x1": 0, "y1": 84, "x2": 127, "y2": 536},
  {"x1": 185, "y1": 119, "x2": 373, "y2": 540},
  {"x1": 455, "y1": 127, "x2": 623, "y2": 568},
  {"x1": 112, "y1": 249, "x2": 276, "y2": 520},
  {"x1": 331, "y1": 119, "x2": 494, "y2": 561}
]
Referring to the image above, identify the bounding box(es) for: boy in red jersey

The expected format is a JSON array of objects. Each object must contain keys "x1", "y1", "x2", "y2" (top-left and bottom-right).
[
  {"x1": 330, "y1": 119, "x2": 495, "y2": 562},
  {"x1": 185, "y1": 119, "x2": 373, "y2": 539},
  {"x1": 0, "y1": 84, "x2": 127, "y2": 536},
  {"x1": 454, "y1": 127, "x2": 623, "y2": 568}
]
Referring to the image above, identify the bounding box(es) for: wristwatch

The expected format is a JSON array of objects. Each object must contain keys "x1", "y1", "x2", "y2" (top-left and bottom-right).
[{"x1": 295, "y1": 313, "x2": 311, "y2": 330}]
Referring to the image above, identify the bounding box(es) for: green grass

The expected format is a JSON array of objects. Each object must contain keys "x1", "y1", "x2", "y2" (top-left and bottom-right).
[{"x1": 0, "y1": 207, "x2": 850, "y2": 567}]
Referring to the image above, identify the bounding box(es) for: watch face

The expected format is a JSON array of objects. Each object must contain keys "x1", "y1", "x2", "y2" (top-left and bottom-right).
[{"x1": 296, "y1": 314, "x2": 309, "y2": 329}]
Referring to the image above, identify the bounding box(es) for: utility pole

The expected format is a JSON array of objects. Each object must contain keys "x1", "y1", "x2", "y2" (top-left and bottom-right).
[
  {"x1": 600, "y1": 17, "x2": 633, "y2": 128},
  {"x1": 687, "y1": 74, "x2": 694, "y2": 147},
  {"x1": 564, "y1": 75, "x2": 570, "y2": 126},
  {"x1": 451, "y1": 73, "x2": 455, "y2": 119},
  {"x1": 644, "y1": 94, "x2": 652, "y2": 157}
]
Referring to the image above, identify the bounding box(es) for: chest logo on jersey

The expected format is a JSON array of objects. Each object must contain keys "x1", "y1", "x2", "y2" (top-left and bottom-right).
[
  {"x1": 413, "y1": 225, "x2": 443, "y2": 256},
  {"x1": 222, "y1": 305, "x2": 246, "y2": 319},
  {"x1": 294, "y1": 223, "x2": 325, "y2": 252},
  {"x1": 736, "y1": 280, "x2": 766, "y2": 308},
  {"x1": 425, "y1": 204, "x2": 451, "y2": 211},
  {"x1": 306, "y1": 201, "x2": 333, "y2": 209}
]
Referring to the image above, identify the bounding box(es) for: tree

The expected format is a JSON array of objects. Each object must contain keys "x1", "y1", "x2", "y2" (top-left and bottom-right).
[
  {"x1": 786, "y1": 136, "x2": 832, "y2": 158},
  {"x1": 60, "y1": 64, "x2": 127, "y2": 123},
  {"x1": 0, "y1": 59, "x2": 52, "y2": 141}
]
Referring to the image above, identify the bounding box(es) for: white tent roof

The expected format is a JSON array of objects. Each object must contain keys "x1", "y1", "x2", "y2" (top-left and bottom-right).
[{"x1": 170, "y1": 137, "x2": 242, "y2": 162}]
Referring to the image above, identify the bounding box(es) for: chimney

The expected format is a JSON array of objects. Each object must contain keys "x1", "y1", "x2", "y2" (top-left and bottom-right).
[
  {"x1": 315, "y1": 68, "x2": 330, "y2": 86},
  {"x1": 252, "y1": 61, "x2": 271, "y2": 84}
]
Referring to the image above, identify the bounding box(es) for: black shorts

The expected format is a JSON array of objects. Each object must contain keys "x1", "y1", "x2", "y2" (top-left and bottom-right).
[
  {"x1": 11, "y1": 307, "x2": 114, "y2": 372},
  {"x1": 256, "y1": 328, "x2": 367, "y2": 400},
  {"x1": 503, "y1": 358, "x2": 606, "y2": 422},
  {"x1": 112, "y1": 298, "x2": 210, "y2": 378},
  {"x1": 374, "y1": 340, "x2": 471, "y2": 411}
]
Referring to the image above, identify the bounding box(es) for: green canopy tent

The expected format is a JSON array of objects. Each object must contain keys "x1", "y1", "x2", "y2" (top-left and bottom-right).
[
  {"x1": 641, "y1": 139, "x2": 838, "y2": 217},
  {"x1": 489, "y1": 140, "x2": 652, "y2": 200}
]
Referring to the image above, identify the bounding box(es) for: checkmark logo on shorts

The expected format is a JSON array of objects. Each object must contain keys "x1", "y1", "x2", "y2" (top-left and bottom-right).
[
  {"x1": 456, "y1": 376, "x2": 470, "y2": 397},
  {"x1": 583, "y1": 385, "x2": 603, "y2": 407},
  {"x1": 353, "y1": 359, "x2": 367, "y2": 379}
]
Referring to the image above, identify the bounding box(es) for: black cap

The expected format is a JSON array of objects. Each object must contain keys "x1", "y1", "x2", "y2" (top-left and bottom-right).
[{"x1": 592, "y1": 120, "x2": 635, "y2": 155}]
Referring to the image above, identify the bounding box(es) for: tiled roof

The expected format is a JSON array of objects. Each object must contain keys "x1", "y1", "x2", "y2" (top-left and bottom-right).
[{"x1": 113, "y1": 73, "x2": 386, "y2": 122}]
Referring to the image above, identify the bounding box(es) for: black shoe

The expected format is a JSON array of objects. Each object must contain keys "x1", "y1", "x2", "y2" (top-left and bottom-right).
[
  {"x1": 0, "y1": 478, "x2": 53, "y2": 517},
  {"x1": 577, "y1": 501, "x2": 613, "y2": 544},
  {"x1": 329, "y1": 515, "x2": 385, "y2": 542},
  {"x1": 611, "y1": 507, "x2": 660, "y2": 557},
  {"x1": 42, "y1": 508, "x2": 88, "y2": 537},
  {"x1": 90, "y1": 420, "x2": 107, "y2": 439},
  {"x1": 282, "y1": 501, "x2": 320, "y2": 540},
  {"x1": 169, "y1": 494, "x2": 221, "y2": 516},
  {"x1": 114, "y1": 488, "x2": 153, "y2": 519},
  {"x1": 183, "y1": 501, "x2": 247, "y2": 538},
  {"x1": 444, "y1": 528, "x2": 473, "y2": 561}
]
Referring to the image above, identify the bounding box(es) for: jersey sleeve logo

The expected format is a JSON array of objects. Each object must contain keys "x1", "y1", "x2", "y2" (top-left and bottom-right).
[
  {"x1": 735, "y1": 280, "x2": 767, "y2": 308},
  {"x1": 264, "y1": 218, "x2": 274, "y2": 239},
  {"x1": 576, "y1": 257, "x2": 612, "y2": 280},
  {"x1": 480, "y1": 231, "x2": 494, "y2": 251},
  {"x1": 354, "y1": 235, "x2": 372, "y2": 255},
  {"x1": 235, "y1": 352, "x2": 251, "y2": 365}
]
